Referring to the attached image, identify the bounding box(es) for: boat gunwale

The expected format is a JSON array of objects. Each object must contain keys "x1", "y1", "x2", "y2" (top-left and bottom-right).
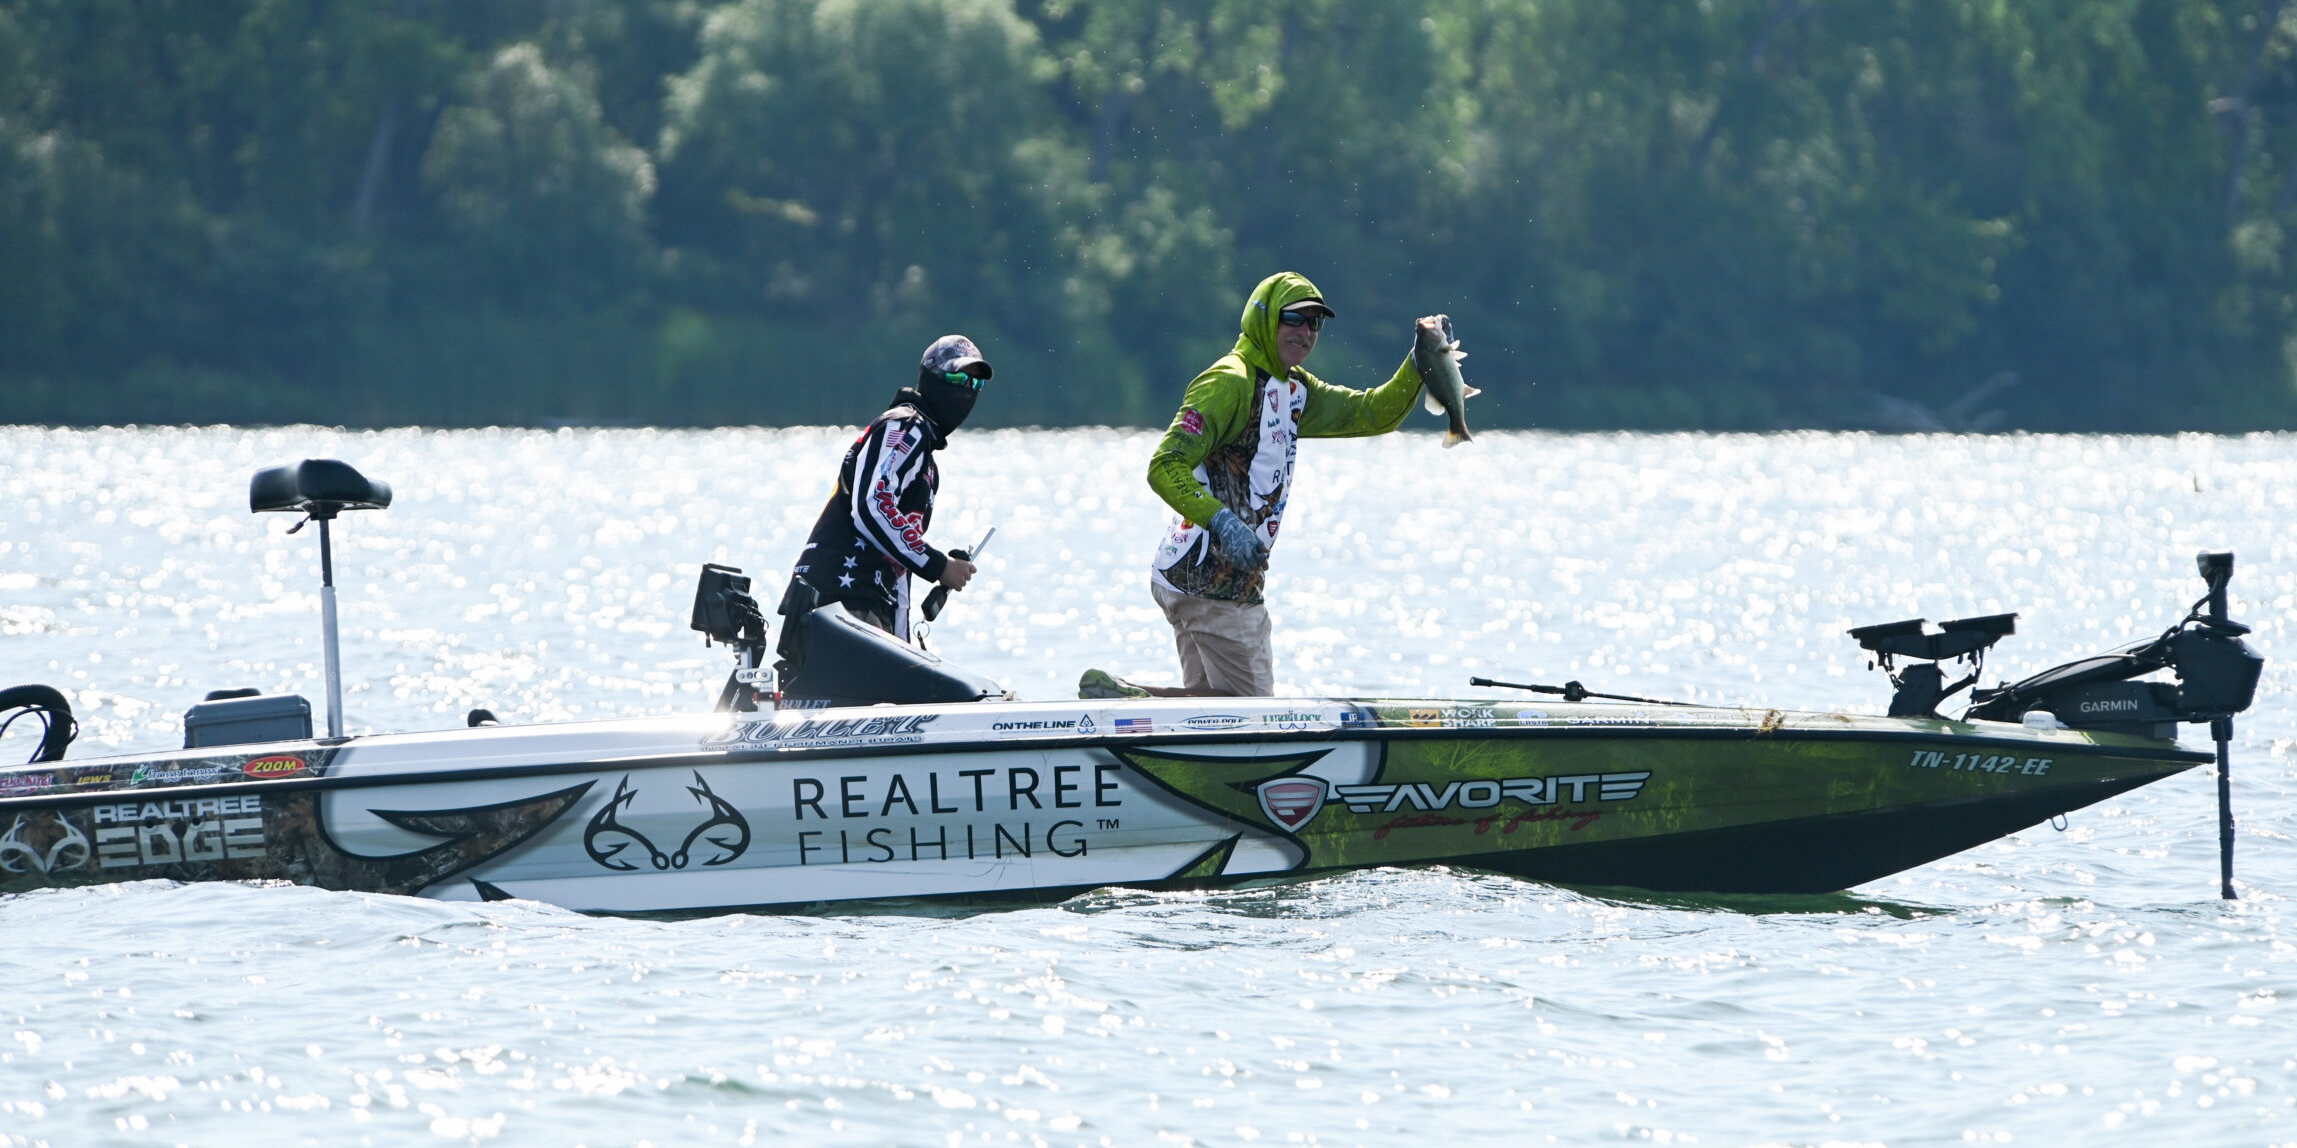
[{"x1": 0, "y1": 720, "x2": 2210, "y2": 813}]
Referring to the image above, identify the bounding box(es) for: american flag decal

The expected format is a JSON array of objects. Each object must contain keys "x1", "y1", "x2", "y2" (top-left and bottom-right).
[
  {"x1": 1256, "y1": 777, "x2": 1328, "y2": 831},
  {"x1": 1114, "y1": 717, "x2": 1153, "y2": 734}
]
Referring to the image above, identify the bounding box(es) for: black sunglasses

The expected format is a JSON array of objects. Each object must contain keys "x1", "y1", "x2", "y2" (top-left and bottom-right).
[{"x1": 1278, "y1": 310, "x2": 1325, "y2": 332}]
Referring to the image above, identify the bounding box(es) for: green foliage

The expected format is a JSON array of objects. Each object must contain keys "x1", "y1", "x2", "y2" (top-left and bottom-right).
[
  {"x1": 657, "y1": 0, "x2": 1057, "y2": 316},
  {"x1": 424, "y1": 42, "x2": 657, "y2": 302},
  {"x1": 3, "y1": 0, "x2": 2296, "y2": 430}
]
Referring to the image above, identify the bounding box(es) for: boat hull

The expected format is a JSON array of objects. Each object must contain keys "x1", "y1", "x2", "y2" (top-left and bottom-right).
[{"x1": 0, "y1": 699, "x2": 2206, "y2": 910}]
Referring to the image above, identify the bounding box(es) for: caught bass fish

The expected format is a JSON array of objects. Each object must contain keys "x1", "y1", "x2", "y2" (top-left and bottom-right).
[{"x1": 1413, "y1": 315, "x2": 1478, "y2": 447}]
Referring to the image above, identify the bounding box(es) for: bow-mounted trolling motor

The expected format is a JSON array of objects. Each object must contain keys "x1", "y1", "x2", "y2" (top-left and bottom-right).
[
  {"x1": 249, "y1": 459, "x2": 393, "y2": 740},
  {"x1": 1960, "y1": 552, "x2": 2263, "y2": 735},
  {"x1": 1853, "y1": 553, "x2": 2264, "y2": 734},
  {"x1": 1854, "y1": 550, "x2": 2266, "y2": 899},
  {"x1": 1849, "y1": 612, "x2": 2018, "y2": 718}
]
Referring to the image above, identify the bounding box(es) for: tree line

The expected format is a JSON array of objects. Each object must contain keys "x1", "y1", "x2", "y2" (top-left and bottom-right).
[{"x1": 4, "y1": 0, "x2": 2296, "y2": 431}]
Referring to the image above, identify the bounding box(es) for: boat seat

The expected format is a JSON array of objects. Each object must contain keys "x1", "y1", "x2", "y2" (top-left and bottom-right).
[
  {"x1": 250, "y1": 459, "x2": 392, "y2": 519},
  {"x1": 1848, "y1": 613, "x2": 2015, "y2": 662}
]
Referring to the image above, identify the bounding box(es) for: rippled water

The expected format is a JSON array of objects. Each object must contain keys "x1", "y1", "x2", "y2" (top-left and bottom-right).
[{"x1": 3, "y1": 426, "x2": 2295, "y2": 1146}]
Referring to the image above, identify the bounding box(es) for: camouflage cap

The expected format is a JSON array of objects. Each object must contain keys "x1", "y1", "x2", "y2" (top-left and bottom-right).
[{"x1": 920, "y1": 334, "x2": 993, "y2": 379}]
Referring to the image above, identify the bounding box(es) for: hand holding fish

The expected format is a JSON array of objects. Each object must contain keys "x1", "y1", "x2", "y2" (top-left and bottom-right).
[{"x1": 1413, "y1": 314, "x2": 1479, "y2": 448}]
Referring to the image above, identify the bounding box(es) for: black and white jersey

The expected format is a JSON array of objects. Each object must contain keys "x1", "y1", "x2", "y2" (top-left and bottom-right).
[{"x1": 791, "y1": 404, "x2": 949, "y2": 640}]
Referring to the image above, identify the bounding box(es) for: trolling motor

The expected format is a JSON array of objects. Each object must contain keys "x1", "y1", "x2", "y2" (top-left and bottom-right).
[
  {"x1": 250, "y1": 459, "x2": 392, "y2": 740},
  {"x1": 1964, "y1": 552, "x2": 2261, "y2": 899},
  {"x1": 691, "y1": 564, "x2": 771, "y2": 712},
  {"x1": 1961, "y1": 553, "x2": 2262, "y2": 736},
  {"x1": 1857, "y1": 551, "x2": 2265, "y2": 899}
]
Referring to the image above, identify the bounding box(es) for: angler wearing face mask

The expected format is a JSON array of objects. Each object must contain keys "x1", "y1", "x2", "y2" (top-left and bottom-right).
[
  {"x1": 1081, "y1": 272, "x2": 1445, "y2": 699},
  {"x1": 785, "y1": 335, "x2": 989, "y2": 644}
]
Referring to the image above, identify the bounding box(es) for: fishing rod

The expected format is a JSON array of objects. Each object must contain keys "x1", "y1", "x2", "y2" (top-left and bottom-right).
[
  {"x1": 1468, "y1": 676, "x2": 1694, "y2": 707},
  {"x1": 921, "y1": 525, "x2": 995, "y2": 622}
]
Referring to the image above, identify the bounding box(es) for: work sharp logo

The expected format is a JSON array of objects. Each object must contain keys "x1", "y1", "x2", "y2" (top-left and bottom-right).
[
  {"x1": 1333, "y1": 772, "x2": 1652, "y2": 814},
  {"x1": 1436, "y1": 705, "x2": 1498, "y2": 729},
  {"x1": 1255, "y1": 777, "x2": 1327, "y2": 831},
  {"x1": 1399, "y1": 704, "x2": 1501, "y2": 728}
]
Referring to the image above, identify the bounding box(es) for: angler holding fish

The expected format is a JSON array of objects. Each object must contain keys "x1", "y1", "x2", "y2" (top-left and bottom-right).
[{"x1": 1081, "y1": 271, "x2": 1474, "y2": 699}]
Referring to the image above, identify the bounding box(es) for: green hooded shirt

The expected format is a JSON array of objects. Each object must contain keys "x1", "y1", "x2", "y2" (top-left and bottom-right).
[
  {"x1": 1148, "y1": 272, "x2": 1424, "y2": 527},
  {"x1": 1145, "y1": 271, "x2": 1425, "y2": 600}
]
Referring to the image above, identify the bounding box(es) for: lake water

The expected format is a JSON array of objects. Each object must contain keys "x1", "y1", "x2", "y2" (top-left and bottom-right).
[{"x1": 2, "y1": 426, "x2": 2294, "y2": 1146}]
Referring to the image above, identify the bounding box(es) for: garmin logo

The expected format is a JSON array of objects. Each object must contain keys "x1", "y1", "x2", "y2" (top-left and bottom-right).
[{"x1": 2079, "y1": 699, "x2": 2140, "y2": 713}]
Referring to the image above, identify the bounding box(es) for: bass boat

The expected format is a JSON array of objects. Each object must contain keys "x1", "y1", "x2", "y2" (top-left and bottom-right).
[{"x1": 0, "y1": 460, "x2": 2268, "y2": 911}]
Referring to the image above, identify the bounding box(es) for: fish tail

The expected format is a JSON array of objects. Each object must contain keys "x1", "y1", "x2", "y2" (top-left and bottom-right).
[{"x1": 1444, "y1": 412, "x2": 1473, "y2": 448}]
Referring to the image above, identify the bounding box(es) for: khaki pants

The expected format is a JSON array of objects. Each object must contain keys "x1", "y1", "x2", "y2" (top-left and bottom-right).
[{"x1": 1151, "y1": 579, "x2": 1274, "y2": 697}]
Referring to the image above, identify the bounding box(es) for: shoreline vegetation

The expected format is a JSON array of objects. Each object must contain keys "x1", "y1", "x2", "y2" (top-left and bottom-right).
[{"x1": 5, "y1": 0, "x2": 2297, "y2": 432}]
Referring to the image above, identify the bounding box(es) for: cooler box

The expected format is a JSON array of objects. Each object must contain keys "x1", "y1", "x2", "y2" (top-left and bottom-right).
[{"x1": 183, "y1": 692, "x2": 313, "y2": 749}]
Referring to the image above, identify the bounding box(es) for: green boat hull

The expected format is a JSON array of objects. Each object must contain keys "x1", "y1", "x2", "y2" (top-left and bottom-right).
[{"x1": 1114, "y1": 704, "x2": 2203, "y2": 896}]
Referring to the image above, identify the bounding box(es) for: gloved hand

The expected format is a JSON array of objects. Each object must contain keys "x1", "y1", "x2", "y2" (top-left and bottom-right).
[{"x1": 1208, "y1": 508, "x2": 1267, "y2": 569}]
